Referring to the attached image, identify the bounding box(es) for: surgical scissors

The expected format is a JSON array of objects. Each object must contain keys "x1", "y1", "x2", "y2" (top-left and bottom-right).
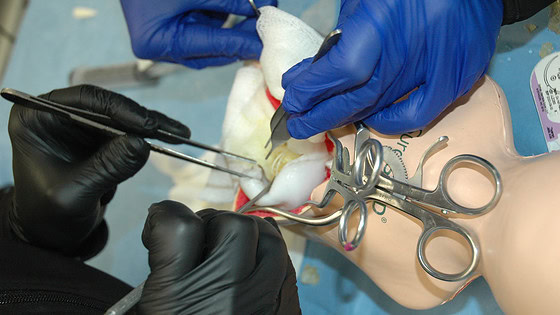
[{"x1": 239, "y1": 123, "x2": 503, "y2": 282}]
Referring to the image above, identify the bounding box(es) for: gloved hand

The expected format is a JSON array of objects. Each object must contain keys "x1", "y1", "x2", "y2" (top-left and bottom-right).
[
  {"x1": 139, "y1": 201, "x2": 301, "y2": 314},
  {"x1": 5, "y1": 85, "x2": 190, "y2": 259},
  {"x1": 120, "y1": 0, "x2": 278, "y2": 69},
  {"x1": 281, "y1": 0, "x2": 503, "y2": 138}
]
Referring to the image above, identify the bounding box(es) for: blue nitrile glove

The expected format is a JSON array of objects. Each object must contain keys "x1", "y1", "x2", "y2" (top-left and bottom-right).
[
  {"x1": 281, "y1": 0, "x2": 503, "y2": 138},
  {"x1": 120, "y1": 0, "x2": 277, "y2": 69}
]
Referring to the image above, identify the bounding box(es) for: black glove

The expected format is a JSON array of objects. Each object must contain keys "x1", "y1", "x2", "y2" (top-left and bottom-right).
[
  {"x1": 2, "y1": 85, "x2": 190, "y2": 259},
  {"x1": 139, "y1": 201, "x2": 301, "y2": 314}
]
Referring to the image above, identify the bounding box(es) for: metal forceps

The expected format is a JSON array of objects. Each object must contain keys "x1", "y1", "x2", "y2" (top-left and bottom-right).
[
  {"x1": 354, "y1": 124, "x2": 503, "y2": 281},
  {"x1": 265, "y1": 28, "x2": 343, "y2": 159},
  {"x1": 0, "y1": 88, "x2": 257, "y2": 179},
  {"x1": 239, "y1": 125, "x2": 384, "y2": 251},
  {"x1": 240, "y1": 123, "x2": 503, "y2": 282}
]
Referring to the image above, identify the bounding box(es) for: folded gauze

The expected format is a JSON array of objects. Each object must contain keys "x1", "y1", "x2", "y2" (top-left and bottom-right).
[{"x1": 220, "y1": 6, "x2": 331, "y2": 211}]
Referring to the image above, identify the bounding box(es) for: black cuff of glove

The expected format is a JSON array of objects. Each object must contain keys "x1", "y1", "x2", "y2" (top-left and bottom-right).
[{"x1": 502, "y1": 0, "x2": 555, "y2": 25}]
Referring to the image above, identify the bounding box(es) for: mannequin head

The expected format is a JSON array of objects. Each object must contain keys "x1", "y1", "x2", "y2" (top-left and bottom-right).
[
  {"x1": 225, "y1": 7, "x2": 560, "y2": 314},
  {"x1": 159, "y1": 7, "x2": 560, "y2": 314}
]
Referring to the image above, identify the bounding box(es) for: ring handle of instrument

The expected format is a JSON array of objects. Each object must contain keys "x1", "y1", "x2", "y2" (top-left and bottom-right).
[
  {"x1": 417, "y1": 218, "x2": 480, "y2": 281},
  {"x1": 353, "y1": 138, "x2": 383, "y2": 190},
  {"x1": 437, "y1": 154, "x2": 503, "y2": 215},
  {"x1": 338, "y1": 200, "x2": 368, "y2": 251}
]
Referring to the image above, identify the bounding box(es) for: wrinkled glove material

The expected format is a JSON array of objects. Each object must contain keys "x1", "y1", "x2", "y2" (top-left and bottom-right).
[
  {"x1": 282, "y1": 0, "x2": 503, "y2": 138},
  {"x1": 6, "y1": 85, "x2": 189, "y2": 259},
  {"x1": 138, "y1": 201, "x2": 301, "y2": 314},
  {"x1": 120, "y1": 0, "x2": 278, "y2": 69}
]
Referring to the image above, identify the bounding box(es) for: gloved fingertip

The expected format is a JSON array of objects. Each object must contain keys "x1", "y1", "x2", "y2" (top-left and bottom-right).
[
  {"x1": 180, "y1": 59, "x2": 210, "y2": 70},
  {"x1": 176, "y1": 25, "x2": 261, "y2": 64},
  {"x1": 195, "y1": 208, "x2": 219, "y2": 218},
  {"x1": 363, "y1": 88, "x2": 436, "y2": 135},
  {"x1": 280, "y1": 94, "x2": 297, "y2": 114},
  {"x1": 37, "y1": 91, "x2": 52, "y2": 100},
  {"x1": 237, "y1": 37, "x2": 263, "y2": 61},
  {"x1": 363, "y1": 107, "x2": 412, "y2": 135},
  {"x1": 142, "y1": 201, "x2": 206, "y2": 276},
  {"x1": 217, "y1": 28, "x2": 263, "y2": 60},
  {"x1": 39, "y1": 85, "x2": 94, "y2": 106},
  {"x1": 76, "y1": 135, "x2": 149, "y2": 204},
  {"x1": 151, "y1": 110, "x2": 191, "y2": 140},
  {"x1": 201, "y1": 211, "x2": 259, "y2": 278},
  {"x1": 46, "y1": 84, "x2": 167, "y2": 141},
  {"x1": 263, "y1": 217, "x2": 281, "y2": 233},
  {"x1": 281, "y1": 58, "x2": 312, "y2": 88},
  {"x1": 207, "y1": 29, "x2": 263, "y2": 61},
  {"x1": 143, "y1": 200, "x2": 202, "y2": 245},
  {"x1": 232, "y1": 17, "x2": 257, "y2": 33},
  {"x1": 181, "y1": 55, "x2": 240, "y2": 69},
  {"x1": 147, "y1": 200, "x2": 195, "y2": 215},
  {"x1": 177, "y1": 124, "x2": 191, "y2": 139},
  {"x1": 286, "y1": 117, "x2": 314, "y2": 140},
  {"x1": 123, "y1": 135, "x2": 151, "y2": 159}
]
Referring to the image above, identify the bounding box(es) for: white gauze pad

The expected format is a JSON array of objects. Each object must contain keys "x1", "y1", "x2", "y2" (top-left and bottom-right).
[{"x1": 257, "y1": 6, "x2": 324, "y2": 100}]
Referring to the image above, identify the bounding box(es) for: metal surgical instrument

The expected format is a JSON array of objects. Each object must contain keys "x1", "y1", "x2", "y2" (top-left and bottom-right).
[
  {"x1": 240, "y1": 123, "x2": 503, "y2": 282},
  {"x1": 242, "y1": 123, "x2": 384, "y2": 252},
  {"x1": 1, "y1": 88, "x2": 257, "y2": 179},
  {"x1": 248, "y1": 0, "x2": 260, "y2": 17},
  {"x1": 265, "y1": 29, "x2": 343, "y2": 160}
]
